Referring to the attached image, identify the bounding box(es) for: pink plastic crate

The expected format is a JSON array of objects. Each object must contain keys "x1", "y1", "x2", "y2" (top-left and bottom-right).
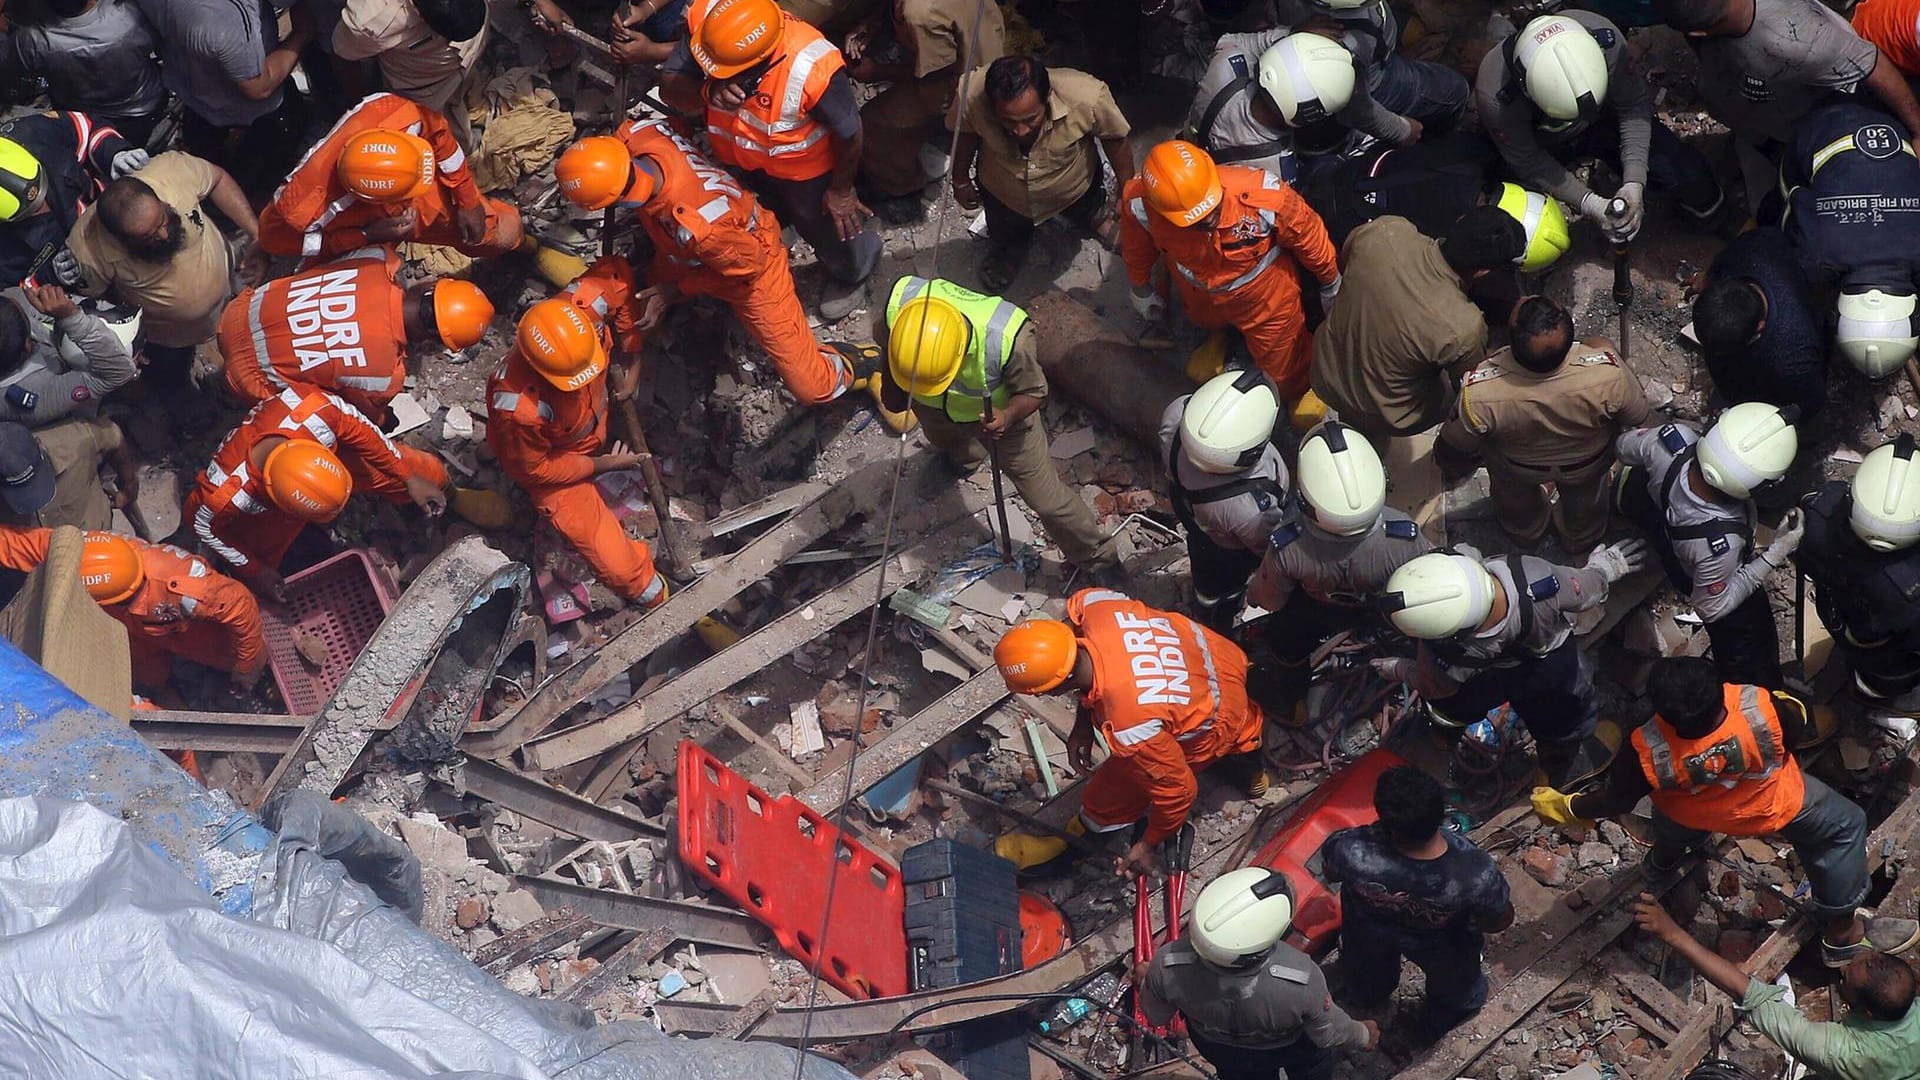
[{"x1": 261, "y1": 549, "x2": 398, "y2": 715}]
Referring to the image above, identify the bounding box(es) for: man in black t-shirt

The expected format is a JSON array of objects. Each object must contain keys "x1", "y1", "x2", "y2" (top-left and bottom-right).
[{"x1": 1323, "y1": 765, "x2": 1514, "y2": 1031}]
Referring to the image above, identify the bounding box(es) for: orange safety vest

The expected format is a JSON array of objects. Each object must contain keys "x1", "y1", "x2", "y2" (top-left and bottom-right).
[
  {"x1": 688, "y1": 0, "x2": 844, "y2": 181},
  {"x1": 1068, "y1": 587, "x2": 1259, "y2": 758},
  {"x1": 612, "y1": 118, "x2": 772, "y2": 273},
  {"x1": 218, "y1": 248, "x2": 410, "y2": 409},
  {"x1": 1631, "y1": 683, "x2": 1807, "y2": 836},
  {"x1": 1854, "y1": 0, "x2": 1920, "y2": 77}
]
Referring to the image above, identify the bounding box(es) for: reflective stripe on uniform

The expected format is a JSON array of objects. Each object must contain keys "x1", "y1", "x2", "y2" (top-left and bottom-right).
[
  {"x1": 179, "y1": 594, "x2": 199, "y2": 616},
  {"x1": 1181, "y1": 613, "x2": 1224, "y2": 723},
  {"x1": 636, "y1": 573, "x2": 666, "y2": 605},
  {"x1": 1173, "y1": 243, "x2": 1283, "y2": 294},
  {"x1": 696, "y1": 196, "x2": 731, "y2": 223},
  {"x1": 1810, "y1": 131, "x2": 1917, "y2": 177},
  {"x1": 491, "y1": 391, "x2": 520, "y2": 413},
  {"x1": 1734, "y1": 684, "x2": 1781, "y2": 773},
  {"x1": 1640, "y1": 721, "x2": 1681, "y2": 788},
  {"x1": 1079, "y1": 589, "x2": 1130, "y2": 606},
  {"x1": 247, "y1": 286, "x2": 291, "y2": 393},
  {"x1": 1129, "y1": 197, "x2": 1151, "y2": 231},
  {"x1": 438, "y1": 146, "x2": 465, "y2": 174},
  {"x1": 778, "y1": 39, "x2": 836, "y2": 133},
  {"x1": 1110, "y1": 717, "x2": 1166, "y2": 746},
  {"x1": 194, "y1": 503, "x2": 251, "y2": 568},
  {"x1": 337, "y1": 375, "x2": 393, "y2": 391},
  {"x1": 944, "y1": 299, "x2": 1017, "y2": 399}
]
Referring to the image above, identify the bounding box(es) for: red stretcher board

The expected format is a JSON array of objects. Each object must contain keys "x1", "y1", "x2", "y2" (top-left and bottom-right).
[{"x1": 677, "y1": 741, "x2": 909, "y2": 999}]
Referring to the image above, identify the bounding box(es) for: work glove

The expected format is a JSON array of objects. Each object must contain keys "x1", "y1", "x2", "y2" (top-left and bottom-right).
[
  {"x1": 1603, "y1": 182, "x2": 1645, "y2": 243},
  {"x1": 1578, "y1": 191, "x2": 1612, "y2": 227},
  {"x1": 49, "y1": 248, "x2": 83, "y2": 288},
  {"x1": 1318, "y1": 274, "x2": 1342, "y2": 310},
  {"x1": 110, "y1": 148, "x2": 150, "y2": 178},
  {"x1": 1763, "y1": 507, "x2": 1805, "y2": 567},
  {"x1": 1586, "y1": 537, "x2": 1650, "y2": 584},
  {"x1": 1369, "y1": 657, "x2": 1416, "y2": 685},
  {"x1": 1530, "y1": 786, "x2": 1590, "y2": 828},
  {"x1": 1129, "y1": 284, "x2": 1164, "y2": 324}
]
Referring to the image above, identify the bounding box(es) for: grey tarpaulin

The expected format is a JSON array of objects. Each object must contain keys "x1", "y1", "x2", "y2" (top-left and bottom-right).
[{"x1": 0, "y1": 796, "x2": 856, "y2": 1080}]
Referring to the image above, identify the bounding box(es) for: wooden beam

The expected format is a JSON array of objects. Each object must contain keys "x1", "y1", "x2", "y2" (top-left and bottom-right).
[
  {"x1": 521, "y1": 509, "x2": 985, "y2": 772},
  {"x1": 1397, "y1": 866, "x2": 1672, "y2": 1080},
  {"x1": 465, "y1": 457, "x2": 927, "y2": 760},
  {"x1": 797, "y1": 668, "x2": 1008, "y2": 813},
  {"x1": 1644, "y1": 758, "x2": 1920, "y2": 1080}
]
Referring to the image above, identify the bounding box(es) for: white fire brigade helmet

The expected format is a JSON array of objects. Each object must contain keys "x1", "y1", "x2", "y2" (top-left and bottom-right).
[
  {"x1": 1180, "y1": 368, "x2": 1279, "y2": 474},
  {"x1": 1189, "y1": 867, "x2": 1295, "y2": 969},
  {"x1": 1295, "y1": 420, "x2": 1385, "y2": 535},
  {"x1": 1850, "y1": 436, "x2": 1920, "y2": 552},
  {"x1": 1512, "y1": 15, "x2": 1609, "y2": 124},
  {"x1": 1698, "y1": 402, "x2": 1798, "y2": 499},
  {"x1": 1383, "y1": 552, "x2": 1498, "y2": 639},
  {"x1": 1258, "y1": 34, "x2": 1357, "y2": 128},
  {"x1": 1836, "y1": 287, "x2": 1919, "y2": 378}
]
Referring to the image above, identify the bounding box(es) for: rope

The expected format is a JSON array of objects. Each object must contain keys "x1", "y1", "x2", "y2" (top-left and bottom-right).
[{"x1": 787, "y1": 4, "x2": 997, "y2": 1072}]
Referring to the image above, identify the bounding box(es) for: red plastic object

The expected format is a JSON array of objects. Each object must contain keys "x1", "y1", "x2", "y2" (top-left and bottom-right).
[
  {"x1": 260, "y1": 549, "x2": 398, "y2": 715},
  {"x1": 1018, "y1": 891, "x2": 1069, "y2": 968},
  {"x1": 1249, "y1": 748, "x2": 1405, "y2": 957},
  {"x1": 677, "y1": 741, "x2": 908, "y2": 999}
]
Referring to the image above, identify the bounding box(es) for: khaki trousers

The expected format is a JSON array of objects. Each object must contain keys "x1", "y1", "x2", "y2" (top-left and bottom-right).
[
  {"x1": 1485, "y1": 450, "x2": 1614, "y2": 552},
  {"x1": 916, "y1": 406, "x2": 1117, "y2": 570}
]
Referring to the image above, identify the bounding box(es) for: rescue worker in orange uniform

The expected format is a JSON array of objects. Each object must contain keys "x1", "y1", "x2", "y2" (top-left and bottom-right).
[
  {"x1": 185, "y1": 386, "x2": 451, "y2": 596},
  {"x1": 220, "y1": 246, "x2": 495, "y2": 417},
  {"x1": 658, "y1": 0, "x2": 880, "y2": 320},
  {"x1": 486, "y1": 258, "x2": 668, "y2": 609},
  {"x1": 1533, "y1": 657, "x2": 1920, "y2": 969},
  {"x1": 1853, "y1": 0, "x2": 1920, "y2": 79},
  {"x1": 258, "y1": 92, "x2": 524, "y2": 263},
  {"x1": 992, "y1": 587, "x2": 1266, "y2": 875},
  {"x1": 553, "y1": 124, "x2": 876, "y2": 411},
  {"x1": 0, "y1": 525, "x2": 265, "y2": 692},
  {"x1": 1120, "y1": 140, "x2": 1341, "y2": 402}
]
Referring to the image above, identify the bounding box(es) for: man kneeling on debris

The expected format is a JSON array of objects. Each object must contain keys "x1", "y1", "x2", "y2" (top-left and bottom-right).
[
  {"x1": 991, "y1": 587, "x2": 1265, "y2": 875},
  {"x1": 1634, "y1": 892, "x2": 1920, "y2": 1079},
  {"x1": 487, "y1": 258, "x2": 668, "y2": 610},
  {"x1": 1140, "y1": 868, "x2": 1379, "y2": 1080},
  {"x1": 1534, "y1": 657, "x2": 1920, "y2": 968},
  {"x1": 1372, "y1": 541, "x2": 1647, "y2": 788},
  {"x1": 0, "y1": 525, "x2": 265, "y2": 693},
  {"x1": 186, "y1": 387, "x2": 455, "y2": 598}
]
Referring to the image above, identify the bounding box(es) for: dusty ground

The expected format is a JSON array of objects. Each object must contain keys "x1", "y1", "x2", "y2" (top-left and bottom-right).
[{"x1": 109, "y1": 1, "x2": 1920, "y2": 1077}]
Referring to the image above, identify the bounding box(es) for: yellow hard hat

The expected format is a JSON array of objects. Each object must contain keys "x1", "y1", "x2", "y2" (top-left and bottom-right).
[
  {"x1": 1495, "y1": 183, "x2": 1571, "y2": 273},
  {"x1": 887, "y1": 295, "x2": 969, "y2": 397},
  {"x1": 0, "y1": 137, "x2": 44, "y2": 223}
]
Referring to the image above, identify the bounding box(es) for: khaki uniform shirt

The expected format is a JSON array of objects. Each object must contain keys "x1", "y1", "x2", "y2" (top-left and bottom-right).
[
  {"x1": 898, "y1": 0, "x2": 1004, "y2": 79},
  {"x1": 1310, "y1": 217, "x2": 1487, "y2": 434},
  {"x1": 1143, "y1": 938, "x2": 1371, "y2": 1052},
  {"x1": 961, "y1": 67, "x2": 1128, "y2": 222},
  {"x1": 67, "y1": 152, "x2": 234, "y2": 349},
  {"x1": 1441, "y1": 341, "x2": 1653, "y2": 469},
  {"x1": 332, "y1": 0, "x2": 487, "y2": 112},
  {"x1": 0, "y1": 416, "x2": 120, "y2": 531}
]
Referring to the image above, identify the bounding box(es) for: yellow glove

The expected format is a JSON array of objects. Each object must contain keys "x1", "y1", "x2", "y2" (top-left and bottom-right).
[{"x1": 1530, "y1": 786, "x2": 1590, "y2": 828}]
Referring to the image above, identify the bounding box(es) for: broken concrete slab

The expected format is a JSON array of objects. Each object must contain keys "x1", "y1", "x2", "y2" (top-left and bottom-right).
[
  {"x1": 490, "y1": 887, "x2": 547, "y2": 933},
  {"x1": 1048, "y1": 426, "x2": 1098, "y2": 460},
  {"x1": 389, "y1": 392, "x2": 432, "y2": 437}
]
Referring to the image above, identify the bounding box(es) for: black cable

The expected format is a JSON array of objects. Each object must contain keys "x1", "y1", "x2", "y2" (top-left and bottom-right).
[{"x1": 881, "y1": 989, "x2": 1221, "y2": 1080}]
